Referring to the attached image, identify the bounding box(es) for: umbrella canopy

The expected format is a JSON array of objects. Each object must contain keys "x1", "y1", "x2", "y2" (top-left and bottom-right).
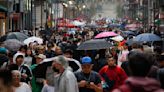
[
  {"x1": 23, "y1": 36, "x2": 43, "y2": 45},
  {"x1": 33, "y1": 57, "x2": 82, "y2": 79},
  {"x1": 126, "y1": 39, "x2": 143, "y2": 46},
  {"x1": 72, "y1": 20, "x2": 86, "y2": 26},
  {"x1": 77, "y1": 39, "x2": 112, "y2": 50},
  {"x1": 95, "y1": 31, "x2": 118, "y2": 39},
  {"x1": 57, "y1": 23, "x2": 76, "y2": 28},
  {"x1": 133, "y1": 33, "x2": 161, "y2": 42},
  {"x1": 4, "y1": 39, "x2": 24, "y2": 52},
  {"x1": 125, "y1": 24, "x2": 139, "y2": 31},
  {"x1": 0, "y1": 32, "x2": 29, "y2": 42},
  {"x1": 122, "y1": 31, "x2": 136, "y2": 36},
  {"x1": 110, "y1": 35, "x2": 124, "y2": 42}
]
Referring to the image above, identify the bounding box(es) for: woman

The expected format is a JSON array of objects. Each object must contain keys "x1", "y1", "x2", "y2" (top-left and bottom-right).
[
  {"x1": 24, "y1": 48, "x2": 33, "y2": 67},
  {"x1": 12, "y1": 70, "x2": 32, "y2": 92}
]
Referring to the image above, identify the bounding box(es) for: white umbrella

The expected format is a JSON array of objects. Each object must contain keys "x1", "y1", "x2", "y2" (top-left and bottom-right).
[
  {"x1": 110, "y1": 35, "x2": 124, "y2": 42},
  {"x1": 72, "y1": 20, "x2": 86, "y2": 26},
  {"x1": 23, "y1": 36, "x2": 43, "y2": 45}
]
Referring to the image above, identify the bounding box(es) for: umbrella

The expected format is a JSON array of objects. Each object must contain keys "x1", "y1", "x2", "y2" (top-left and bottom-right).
[
  {"x1": 33, "y1": 57, "x2": 82, "y2": 79},
  {"x1": 125, "y1": 24, "x2": 139, "y2": 30},
  {"x1": 133, "y1": 33, "x2": 161, "y2": 42},
  {"x1": 126, "y1": 39, "x2": 143, "y2": 46},
  {"x1": 4, "y1": 39, "x2": 24, "y2": 52},
  {"x1": 95, "y1": 31, "x2": 118, "y2": 39},
  {"x1": 23, "y1": 36, "x2": 43, "y2": 45},
  {"x1": 77, "y1": 39, "x2": 112, "y2": 50},
  {"x1": 57, "y1": 23, "x2": 76, "y2": 28},
  {"x1": 72, "y1": 20, "x2": 86, "y2": 26},
  {"x1": 110, "y1": 35, "x2": 124, "y2": 42},
  {"x1": 0, "y1": 32, "x2": 29, "y2": 42},
  {"x1": 122, "y1": 31, "x2": 136, "y2": 36}
]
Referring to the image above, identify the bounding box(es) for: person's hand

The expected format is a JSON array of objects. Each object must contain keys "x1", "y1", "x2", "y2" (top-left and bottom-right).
[
  {"x1": 21, "y1": 73, "x2": 27, "y2": 79},
  {"x1": 79, "y1": 80, "x2": 87, "y2": 87},
  {"x1": 89, "y1": 82, "x2": 96, "y2": 89}
]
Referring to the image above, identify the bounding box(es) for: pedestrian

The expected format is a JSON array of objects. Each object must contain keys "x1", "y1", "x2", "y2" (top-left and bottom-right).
[
  {"x1": 58, "y1": 37, "x2": 70, "y2": 52},
  {"x1": 45, "y1": 42, "x2": 56, "y2": 58},
  {"x1": 157, "y1": 53, "x2": 164, "y2": 89},
  {"x1": 99, "y1": 54, "x2": 127, "y2": 92},
  {"x1": 53, "y1": 55, "x2": 79, "y2": 92},
  {"x1": 0, "y1": 69, "x2": 14, "y2": 92},
  {"x1": 24, "y1": 48, "x2": 33, "y2": 67},
  {"x1": 31, "y1": 54, "x2": 46, "y2": 92},
  {"x1": 74, "y1": 56, "x2": 103, "y2": 92},
  {"x1": 112, "y1": 51, "x2": 164, "y2": 92},
  {"x1": 13, "y1": 52, "x2": 32, "y2": 84},
  {"x1": 12, "y1": 70, "x2": 32, "y2": 92}
]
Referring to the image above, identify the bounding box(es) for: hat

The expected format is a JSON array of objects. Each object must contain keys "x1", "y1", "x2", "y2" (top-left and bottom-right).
[
  {"x1": 0, "y1": 47, "x2": 7, "y2": 55},
  {"x1": 81, "y1": 56, "x2": 92, "y2": 64},
  {"x1": 37, "y1": 45, "x2": 44, "y2": 50},
  {"x1": 36, "y1": 54, "x2": 46, "y2": 59}
]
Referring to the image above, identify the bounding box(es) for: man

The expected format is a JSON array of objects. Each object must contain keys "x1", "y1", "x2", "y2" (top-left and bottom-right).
[
  {"x1": 99, "y1": 55, "x2": 127, "y2": 91},
  {"x1": 31, "y1": 54, "x2": 46, "y2": 92},
  {"x1": 74, "y1": 56, "x2": 103, "y2": 92},
  {"x1": 113, "y1": 51, "x2": 164, "y2": 92},
  {"x1": 45, "y1": 42, "x2": 56, "y2": 58},
  {"x1": 53, "y1": 55, "x2": 79, "y2": 92}
]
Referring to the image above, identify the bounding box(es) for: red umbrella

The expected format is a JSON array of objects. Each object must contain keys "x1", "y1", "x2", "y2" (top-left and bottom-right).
[
  {"x1": 95, "y1": 31, "x2": 118, "y2": 39},
  {"x1": 57, "y1": 23, "x2": 76, "y2": 28}
]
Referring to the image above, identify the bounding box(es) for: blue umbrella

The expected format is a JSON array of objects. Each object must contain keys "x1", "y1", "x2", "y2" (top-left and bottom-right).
[
  {"x1": 123, "y1": 31, "x2": 136, "y2": 36},
  {"x1": 133, "y1": 33, "x2": 161, "y2": 42}
]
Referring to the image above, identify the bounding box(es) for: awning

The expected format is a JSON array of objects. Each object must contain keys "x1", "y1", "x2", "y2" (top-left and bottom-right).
[{"x1": 0, "y1": 5, "x2": 7, "y2": 12}]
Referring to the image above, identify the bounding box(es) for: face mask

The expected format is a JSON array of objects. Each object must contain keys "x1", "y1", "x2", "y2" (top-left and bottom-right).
[{"x1": 52, "y1": 67, "x2": 59, "y2": 73}]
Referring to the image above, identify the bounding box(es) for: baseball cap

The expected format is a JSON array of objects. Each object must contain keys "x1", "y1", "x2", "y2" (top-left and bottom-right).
[
  {"x1": 36, "y1": 54, "x2": 46, "y2": 59},
  {"x1": 81, "y1": 56, "x2": 92, "y2": 64}
]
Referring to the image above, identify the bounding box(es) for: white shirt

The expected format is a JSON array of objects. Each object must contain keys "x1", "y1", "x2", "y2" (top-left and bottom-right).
[{"x1": 15, "y1": 82, "x2": 32, "y2": 92}]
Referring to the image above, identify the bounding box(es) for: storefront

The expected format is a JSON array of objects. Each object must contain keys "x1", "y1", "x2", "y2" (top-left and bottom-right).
[{"x1": 0, "y1": 5, "x2": 7, "y2": 36}]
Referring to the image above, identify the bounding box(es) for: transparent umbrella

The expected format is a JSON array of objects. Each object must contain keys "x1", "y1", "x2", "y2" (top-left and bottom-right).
[{"x1": 4, "y1": 39, "x2": 25, "y2": 52}]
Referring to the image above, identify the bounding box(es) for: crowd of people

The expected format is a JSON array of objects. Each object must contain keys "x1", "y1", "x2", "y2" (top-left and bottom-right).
[{"x1": 0, "y1": 27, "x2": 164, "y2": 92}]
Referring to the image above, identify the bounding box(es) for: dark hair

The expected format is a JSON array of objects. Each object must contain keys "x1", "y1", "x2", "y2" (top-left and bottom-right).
[
  {"x1": 128, "y1": 51, "x2": 152, "y2": 77},
  {"x1": 0, "y1": 69, "x2": 12, "y2": 86},
  {"x1": 16, "y1": 55, "x2": 24, "y2": 60},
  {"x1": 19, "y1": 45, "x2": 27, "y2": 51},
  {"x1": 105, "y1": 54, "x2": 113, "y2": 60},
  {"x1": 64, "y1": 49, "x2": 73, "y2": 55},
  {"x1": 25, "y1": 48, "x2": 33, "y2": 57},
  {"x1": 63, "y1": 37, "x2": 67, "y2": 41},
  {"x1": 131, "y1": 43, "x2": 143, "y2": 49}
]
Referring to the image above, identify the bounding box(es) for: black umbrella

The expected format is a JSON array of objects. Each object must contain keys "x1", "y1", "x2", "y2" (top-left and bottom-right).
[
  {"x1": 77, "y1": 39, "x2": 112, "y2": 50},
  {"x1": 0, "y1": 32, "x2": 28, "y2": 42},
  {"x1": 33, "y1": 57, "x2": 82, "y2": 78}
]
